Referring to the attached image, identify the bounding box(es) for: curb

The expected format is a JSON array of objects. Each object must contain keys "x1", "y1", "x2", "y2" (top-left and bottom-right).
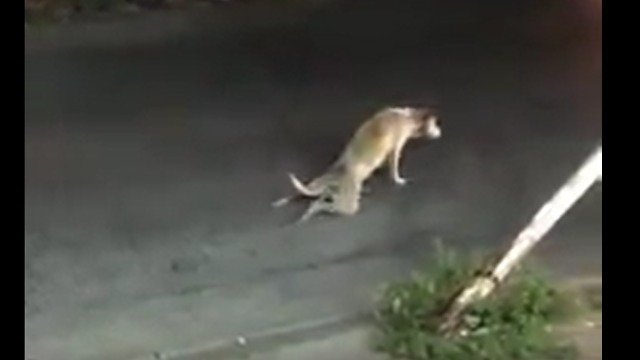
[
  {"x1": 142, "y1": 312, "x2": 370, "y2": 360},
  {"x1": 141, "y1": 276, "x2": 601, "y2": 360}
]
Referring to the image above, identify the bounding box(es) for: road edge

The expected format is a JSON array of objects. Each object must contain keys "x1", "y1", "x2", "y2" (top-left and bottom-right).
[{"x1": 151, "y1": 276, "x2": 601, "y2": 360}]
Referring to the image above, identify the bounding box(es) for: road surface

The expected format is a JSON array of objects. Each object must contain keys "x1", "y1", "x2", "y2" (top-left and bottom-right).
[{"x1": 25, "y1": 1, "x2": 601, "y2": 359}]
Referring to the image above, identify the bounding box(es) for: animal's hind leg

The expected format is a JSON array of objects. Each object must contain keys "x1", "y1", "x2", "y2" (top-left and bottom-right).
[
  {"x1": 272, "y1": 194, "x2": 298, "y2": 208},
  {"x1": 297, "y1": 177, "x2": 362, "y2": 222},
  {"x1": 298, "y1": 196, "x2": 333, "y2": 222},
  {"x1": 331, "y1": 177, "x2": 362, "y2": 216}
]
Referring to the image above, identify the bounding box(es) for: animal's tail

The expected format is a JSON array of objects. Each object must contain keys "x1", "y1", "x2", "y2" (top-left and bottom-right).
[
  {"x1": 271, "y1": 173, "x2": 320, "y2": 208},
  {"x1": 272, "y1": 167, "x2": 342, "y2": 208},
  {"x1": 288, "y1": 173, "x2": 318, "y2": 196}
]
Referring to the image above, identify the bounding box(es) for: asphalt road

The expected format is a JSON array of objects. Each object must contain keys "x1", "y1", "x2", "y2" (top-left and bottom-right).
[{"x1": 25, "y1": 1, "x2": 601, "y2": 359}]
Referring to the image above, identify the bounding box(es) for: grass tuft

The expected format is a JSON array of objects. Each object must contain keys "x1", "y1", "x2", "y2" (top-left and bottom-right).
[{"x1": 373, "y1": 243, "x2": 583, "y2": 360}]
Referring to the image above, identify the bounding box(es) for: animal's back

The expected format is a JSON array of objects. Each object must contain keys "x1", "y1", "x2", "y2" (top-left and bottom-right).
[{"x1": 342, "y1": 115, "x2": 397, "y2": 175}]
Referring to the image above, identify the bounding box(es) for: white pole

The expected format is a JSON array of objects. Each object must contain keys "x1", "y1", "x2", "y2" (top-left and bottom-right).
[
  {"x1": 490, "y1": 145, "x2": 602, "y2": 284},
  {"x1": 440, "y1": 145, "x2": 602, "y2": 334}
]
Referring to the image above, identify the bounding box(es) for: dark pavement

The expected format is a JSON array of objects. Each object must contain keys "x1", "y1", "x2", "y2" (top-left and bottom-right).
[{"x1": 25, "y1": 1, "x2": 601, "y2": 359}]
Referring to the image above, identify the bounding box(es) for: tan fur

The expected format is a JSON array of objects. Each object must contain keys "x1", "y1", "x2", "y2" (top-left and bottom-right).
[{"x1": 273, "y1": 106, "x2": 442, "y2": 221}]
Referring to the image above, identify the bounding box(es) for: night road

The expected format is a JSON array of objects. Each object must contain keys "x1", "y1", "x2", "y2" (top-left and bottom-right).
[{"x1": 25, "y1": 1, "x2": 601, "y2": 359}]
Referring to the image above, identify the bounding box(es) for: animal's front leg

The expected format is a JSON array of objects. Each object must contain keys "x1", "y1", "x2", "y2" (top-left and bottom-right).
[{"x1": 388, "y1": 144, "x2": 408, "y2": 186}]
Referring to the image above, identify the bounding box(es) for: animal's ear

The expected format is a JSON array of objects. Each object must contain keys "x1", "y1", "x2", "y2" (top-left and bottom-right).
[{"x1": 414, "y1": 107, "x2": 435, "y2": 123}]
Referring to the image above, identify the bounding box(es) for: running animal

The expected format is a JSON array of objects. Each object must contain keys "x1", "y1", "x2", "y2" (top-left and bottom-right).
[{"x1": 272, "y1": 106, "x2": 442, "y2": 222}]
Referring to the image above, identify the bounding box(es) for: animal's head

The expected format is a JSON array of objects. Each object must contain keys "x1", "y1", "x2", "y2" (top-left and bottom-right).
[{"x1": 389, "y1": 107, "x2": 442, "y2": 139}]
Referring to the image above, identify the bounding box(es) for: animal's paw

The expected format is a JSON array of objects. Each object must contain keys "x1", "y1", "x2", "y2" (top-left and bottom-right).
[
  {"x1": 393, "y1": 177, "x2": 409, "y2": 186},
  {"x1": 272, "y1": 197, "x2": 289, "y2": 208}
]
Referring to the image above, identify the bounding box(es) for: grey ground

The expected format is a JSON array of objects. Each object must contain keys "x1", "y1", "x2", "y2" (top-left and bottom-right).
[
  {"x1": 223, "y1": 313, "x2": 602, "y2": 360},
  {"x1": 25, "y1": 1, "x2": 601, "y2": 359}
]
